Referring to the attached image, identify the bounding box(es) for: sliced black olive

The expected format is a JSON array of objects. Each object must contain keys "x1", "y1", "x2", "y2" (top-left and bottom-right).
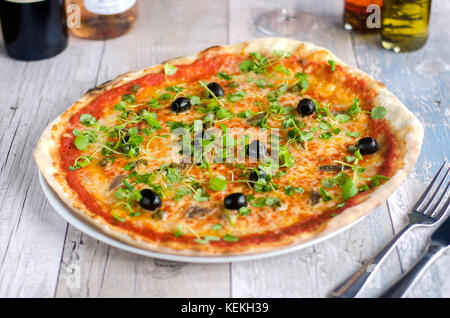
[
  {"x1": 109, "y1": 174, "x2": 126, "y2": 191},
  {"x1": 249, "y1": 169, "x2": 268, "y2": 187},
  {"x1": 357, "y1": 137, "x2": 378, "y2": 155},
  {"x1": 119, "y1": 143, "x2": 130, "y2": 154},
  {"x1": 224, "y1": 193, "x2": 247, "y2": 210},
  {"x1": 319, "y1": 165, "x2": 352, "y2": 172},
  {"x1": 185, "y1": 206, "x2": 215, "y2": 218},
  {"x1": 226, "y1": 81, "x2": 239, "y2": 88},
  {"x1": 170, "y1": 97, "x2": 191, "y2": 113},
  {"x1": 247, "y1": 140, "x2": 266, "y2": 160},
  {"x1": 207, "y1": 82, "x2": 225, "y2": 98},
  {"x1": 310, "y1": 191, "x2": 321, "y2": 205},
  {"x1": 246, "y1": 112, "x2": 267, "y2": 124},
  {"x1": 297, "y1": 98, "x2": 316, "y2": 117},
  {"x1": 139, "y1": 189, "x2": 162, "y2": 211}
]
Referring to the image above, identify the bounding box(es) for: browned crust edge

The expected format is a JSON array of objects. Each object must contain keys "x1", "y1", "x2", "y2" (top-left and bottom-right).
[{"x1": 33, "y1": 38, "x2": 424, "y2": 257}]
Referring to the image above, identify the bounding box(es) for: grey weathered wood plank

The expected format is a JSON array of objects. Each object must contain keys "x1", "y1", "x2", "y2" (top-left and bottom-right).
[
  {"x1": 228, "y1": 0, "x2": 401, "y2": 298},
  {"x1": 55, "y1": 0, "x2": 231, "y2": 298},
  {"x1": 0, "y1": 35, "x2": 104, "y2": 297},
  {"x1": 0, "y1": 0, "x2": 448, "y2": 298}
]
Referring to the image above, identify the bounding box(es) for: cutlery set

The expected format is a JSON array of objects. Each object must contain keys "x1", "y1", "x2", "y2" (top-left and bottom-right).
[{"x1": 331, "y1": 162, "x2": 450, "y2": 298}]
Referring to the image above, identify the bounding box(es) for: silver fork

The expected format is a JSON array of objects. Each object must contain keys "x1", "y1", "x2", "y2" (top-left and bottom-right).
[{"x1": 330, "y1": 162, "x2": 450, "y2": 298}]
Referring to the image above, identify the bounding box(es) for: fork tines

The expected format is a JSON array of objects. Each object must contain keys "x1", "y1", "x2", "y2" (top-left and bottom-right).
[{"x1": 412, "y1": 161, "x2": 450, "y2": 219}]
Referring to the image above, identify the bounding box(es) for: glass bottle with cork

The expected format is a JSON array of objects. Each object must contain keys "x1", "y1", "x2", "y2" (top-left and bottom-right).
[
  {"x1": 344, "y1": 0, "x2": 383, "y2": 32},
  {"x1": 66, "y1": 0, "x2": 138, "y2": 40}
]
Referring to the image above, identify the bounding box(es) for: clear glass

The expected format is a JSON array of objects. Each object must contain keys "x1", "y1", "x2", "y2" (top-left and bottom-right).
[{"x1": 255, "y1": 0, "x2": 303, "y2": 36}]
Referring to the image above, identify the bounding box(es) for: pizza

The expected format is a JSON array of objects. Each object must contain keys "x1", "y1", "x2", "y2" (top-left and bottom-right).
[{"x1": 34, "y1": 38, "x2": 423, "y2": 256}]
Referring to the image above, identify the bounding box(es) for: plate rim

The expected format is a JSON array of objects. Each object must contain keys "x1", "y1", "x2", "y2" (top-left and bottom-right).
[{"x1": 38, "y1": 171, "x2": 366, "y2": 263}]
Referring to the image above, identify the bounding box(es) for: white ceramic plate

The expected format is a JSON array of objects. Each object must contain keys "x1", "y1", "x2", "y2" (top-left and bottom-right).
[{"x1": 39, "y1": 171, "x2": 362, "y2": 263}]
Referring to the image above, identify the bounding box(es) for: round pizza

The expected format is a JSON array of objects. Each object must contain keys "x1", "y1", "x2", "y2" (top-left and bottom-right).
[{"x1": 34, "y1": 38, "x2": 423, "y2": 256}]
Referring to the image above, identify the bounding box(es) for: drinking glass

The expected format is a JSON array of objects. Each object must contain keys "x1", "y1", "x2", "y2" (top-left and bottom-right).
[{"x1": 255, "y1": 0, "x2": 303, "y2": 36}]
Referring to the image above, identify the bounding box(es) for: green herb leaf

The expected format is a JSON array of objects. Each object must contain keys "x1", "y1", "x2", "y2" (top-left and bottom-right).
[
  {"x1": 74, "y1": 135, "x2": 90, "y2": 151},
  {"x1": 217, "y1": 71, "x2": 233, "y2": 80},
  {"x1": 210, "y1": 224, "x2": 222, "y2": 231},
  {"x1": 273, "y1": 64, "x2": 291, "y2": 75},
  {"x1": 345, "y1": 155, "x2": 356, "y2": 163},
  {"x1": 237, "y1": 110, "x2": 255, "y2": 119},
  {"x1": 123, "y1": 163, "x2": 135, "y2": 171},
  {"x1": 347, "y1": 98, "x2": 362, "y2": 117},
  {"x1": 319, "y1": 187, "x2": 334, "y2": 202},
  {"x1": 321, "y1": 178, "x2": 335, "y2": 188},
  {"x1": 328, "y1": 60, "x2": 336, "y2": 71},
  {"x1": 371, "y1": 175, "x2": 389, "y2": 187},
  {"x1": 80, "y1": 114, "x2": 97, "y2": 126},
  {"x1": 335, "y1": 114, "x2": 350, "y2": 123},
  {"x1": 165, "y1": 85, "x2": 184, "y2": 93},
  {"x1": 216, "y1": 107, "x2": 235, "y2": 120},
  {"x1": 346, "y1": 131, "x2": 360, "y2": 138},
  {"x1": 238, "y1": 206, "x2": 251, "y2": 216},
  {"x1": 239, "y1": 60, "x2": 254, "y2": 73},
  {"x1": 130, "y1": 84, "x2": 140, "y2": 93},
  {"x1": 209, "y1": 176, "x2": 227, "y2": 191},
  {"x1": 112, "y1": 213, "x2": 125, "y2": 223},
  {"x1": 173, "y1": 187, "x2": 191, "y2": 201},
  {"x1": 227, "y1": 91, "x2": 246, "y2": 103},
  {"x1": 341, "y1": 179, "x2": 358, "y2": 200},
  {"x1": 371, "y1": 106, "x2": 387, "y2": 119},
  {"x1": 164, "y1": 63, "x2": 177, "y2": 76},
  {"x1": 223, "y1": 234, "x2": 239, "y2": 242},
  {"x1": 190, "y1": 96, "x2": 201, "y2": 105},
  {"x1": 193, "y1": 188, "x2": 210, "y2": 202},
  {"x1": 283, "y1": 185, "x2": 304, "y2": 196},
  {"x1": 122, "y1": 94, "x2": 136, "y2": 103},
  {"x1": 294, "y1": 72, "x2": 309, "y2": 90}
]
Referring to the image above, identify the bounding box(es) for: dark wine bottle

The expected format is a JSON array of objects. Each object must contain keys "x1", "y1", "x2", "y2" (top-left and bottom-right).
[{"x1": 0, "y1": 0, "x2": 68, "y2": 61}]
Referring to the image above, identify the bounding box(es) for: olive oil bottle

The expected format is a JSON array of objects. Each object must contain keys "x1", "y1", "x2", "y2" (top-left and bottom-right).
[
  {"x1": 66, "y1": 0, "x2": 138, "y2": 40},
  {"x1": 381, "y1": 0, "x2": 431, "y2": 52}
]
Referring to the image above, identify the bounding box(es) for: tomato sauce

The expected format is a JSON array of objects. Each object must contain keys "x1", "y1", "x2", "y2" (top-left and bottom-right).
[{"x1": 59, "y1": 52, "x2": 397, "y2": 249}]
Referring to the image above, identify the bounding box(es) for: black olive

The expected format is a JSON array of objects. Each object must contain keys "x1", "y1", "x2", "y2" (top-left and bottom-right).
[
  {"x1": 207, "y1": 82, "x2": 225, "y2": 98},
  {"x1": 357, "y1": 137, "x2": 378, "y2": 155},
  {"x1": 249, "y1": 169, "x2": 267, "y2": 185},
  {"x1": 297, "y1": 98, "x2": 316, "y2": 117},
  {"x1": 123, "y1": 134, "x2": 130, "y2": 143},
  {"x1": 247, "y1": 140, "x2": 266, "y2": 160},
  {"x1": 120, "y1": 143, "x2": 130, "y2": 154},
  {"x1": 139, "y1": 189, "x2": 162, "y2": 211},
  {"x1": 224, "y1": 193, "x2": 247, "y2": 210},
  {"x1": 170, "y1": 97, "x2": 191, "y2": 113}
]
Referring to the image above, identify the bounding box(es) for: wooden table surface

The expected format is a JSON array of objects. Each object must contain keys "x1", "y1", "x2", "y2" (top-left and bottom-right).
[{"x1": 0, "y1": 0, "x2": 449, "y2": 298}]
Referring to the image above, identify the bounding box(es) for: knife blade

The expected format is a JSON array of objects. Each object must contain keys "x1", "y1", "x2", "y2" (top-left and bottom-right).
[
  {"x1": 430, "y1": 214, "x2": 450, "y2": 246},
  {"x1": 381, "y1": 214, "x2": 450, "y2": 298}
]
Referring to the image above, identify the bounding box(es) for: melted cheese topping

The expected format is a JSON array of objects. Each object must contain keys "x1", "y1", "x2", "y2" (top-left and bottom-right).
[{"x1": 68, "y1": 53, "x2": 390, "y2": 243}]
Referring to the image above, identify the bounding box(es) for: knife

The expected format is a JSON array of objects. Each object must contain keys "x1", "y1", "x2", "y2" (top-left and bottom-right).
[{"x1": 380, "y1": 215, "x2": 450, "y2": 298}]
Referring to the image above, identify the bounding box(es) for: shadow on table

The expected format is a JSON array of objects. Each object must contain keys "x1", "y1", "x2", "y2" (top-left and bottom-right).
[{"x1": 0, "y1": 42, "x2": 7, "y2": 57}]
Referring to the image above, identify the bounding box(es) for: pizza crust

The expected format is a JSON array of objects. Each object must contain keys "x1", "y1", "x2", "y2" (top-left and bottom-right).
[{"x1": 34, "y1": 38, "x2": 423, "y2": 257}]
